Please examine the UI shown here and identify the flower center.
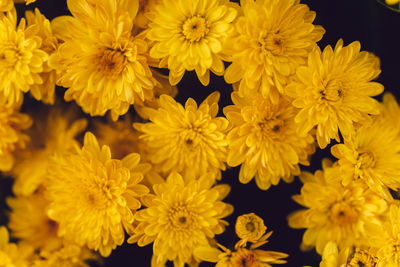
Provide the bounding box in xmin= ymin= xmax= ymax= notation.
xmin=182 ymin=16 xmax=209 ymax=42
xmin=169 ymin=205 xmax=196 ymax=230
xmin=46 ymin=219 xmax=59 ymax=234
xmin=232 ymin=249 xmax=259 ymax=267
xmin=258 ymin=117 xmax=284 ymax=136
xmin=347 ymin=248 xmax=377 ymax=267
xmin=98 ymin=48 xmax=127 ymax=79
xmin=245 ymin=222 xmax=255 ymax=232
xmin=358 ymin=151 xmax=376 ymax=169
xmin=320 ymin=80 xmax=344 ymax=102
xmin=329 ymin=202 xmax=359 ymax=226
xmin=257 ymin=30 xmax=285 ymax=56
xmin=0 ymin=46 xmax=21 ymax=69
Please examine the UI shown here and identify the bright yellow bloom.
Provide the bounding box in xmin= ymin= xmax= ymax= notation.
xmin=235 ymin=213 xmax=266 ymax=243
xmin=32 ymin=244 xmax=98 ymax=267
xmin=385 ymin=0 xmax=399 ymax=6
xmin=50 ymin=0 xmax=157 ymax=119
xmin=0 ymin=104 xmax=31 ymax=172
xmin=0 ymin=9 xmax=48 ymax=106
xmin=224 ymin=0 xmax=324 ymax=103
xmin=0 ymin=226 xmax=33 ymax=267
xmin=378 ymin=93 xmax=400 ymax=135
xmin=7 ymin=192 xmax=62 ymax=253
xmin=224 ymin=92 xmax=315 ymax=190
xmin=286 ymin=39 xmax=383 ymax=148
xmin=376 ymin=204 xmax=400 ymax=267
xmin=194 ymin=232 xmax=287 ymax=267
xmin=0 ymin=0 xmax=13 ymax=11
xmin=320 ymin=242 xmax=379 ymax=267
xmin=46 ymin=132 xmax=150 ymax=257
xmin=128 ymin=172 xmax=233 ymax=266
xmin=134 ymin=92 xmax=229 ymax=182
xmin=24 ymin=8 xmax=60 ymax=104
xmin=146 ymin=0 xmax=237 ymax=85
xmin=288 ymin=162 xmax=387 ymax=254
xmin=12 ymin=107 xmax=87 ymax=196
xmin=331 ymin=108 xmax=400 ymax=198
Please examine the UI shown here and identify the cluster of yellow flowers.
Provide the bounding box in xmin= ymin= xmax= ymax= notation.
xmin=0 ymin=0 xmax=398 ymax=266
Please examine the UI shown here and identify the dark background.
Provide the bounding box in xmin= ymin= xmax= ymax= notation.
xmin=1 ymin=0 xmax=400 ymax=266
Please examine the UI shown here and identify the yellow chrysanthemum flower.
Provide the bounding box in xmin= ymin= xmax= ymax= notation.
xmin=0 ymin=226 xmax=33 ymax=267
xmin=286 ymin=39 xmax=383 ymax=148
xmin=224 ymin=0 xmax=324 ymax=102
xmin=224 ymin=92 xmax=315 ymax=190
xmin=330 ymin=110 xmax=400 ymax=198
xmin=194 ymin=232 xmax=288 ymax=267
xmin=49 ymin=0 xmax=157 ymax=119
xmin=288 ymin=162 xmax=387 ymax=254
xmin=0 ymin=104 xmax=32 ymax=172
xmin=134 ymin=92 xmax=229 ymax=182
xmin=0 ymin=9 xmax=48 ymax=107
xmin=46 ymin=132 xmax=150 ymax=257
xmin=145 ymin=0 xmax=237 ymax=85
xmin=32 ymin=244 xmax=98 ymax=267
xmin=12 ymin=107 xmax=87 ymax=196
xmin=375 ymin=204 xmax=400 ymax=267
xmin=7 ymin=192 xmax=62 ymax=253
xmin=24 ymin=8 xmax=60 ymax=104
xmin=128 ymin=172 xmax=233 ymax=266
xmin=378 ymin=93 xmax=400 ymax=135
xmin=235 ymin=213 xmax=266 ymax=244
xmin=320 ymin=242 xmax=379 ymax=267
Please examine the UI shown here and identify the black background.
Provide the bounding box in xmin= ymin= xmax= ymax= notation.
xmin=1 ymin=0 xmax=400 ymax=266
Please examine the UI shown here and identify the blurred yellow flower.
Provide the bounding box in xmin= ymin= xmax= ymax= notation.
xmin=128 ymin=172 xmax=233 ymax=266
xmin=320 ymin=242 xmax=378 ymax=267
xmin=49 ymin=0 xmax=157 ymax=119
xmin=0 ymin=9 xmax=48 ymax=106
xmin=0 ymin=104 xmax=31 ymax=172
xmin=145 ymin=0 xmax=237 ymax=85
xmin=46 ymin=132 xmax=150 ymax=256
xmin=12 ymin=107 xmax=87 ymax=196
xmin=224 ymin=0 xmax=324 ymax=103
xmin=224 ymin=92 xmax=315 ymax=190
xmin=288 ymin=162 xmax=387 ymax=254
xmin=286 ymin=39 xmax=383 ymax=148
xmin=0 ymin=226 xmax=33 ymax=267
xmin=134 ymin=92 xmax=229 ymax=182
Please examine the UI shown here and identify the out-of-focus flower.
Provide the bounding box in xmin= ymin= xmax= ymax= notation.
xmin=0 ymin=104 xmax=32 ymax=172
xmin=46 ymin=132 xmax=150 ymax=257
xmin=145 ymin=0 xmax=237 ymax=85
xmin=224 ymin=0 xmax=324 ymax=103
xmin=134 ymin=92 xmax=229 ymax=182
xmin=128 ymin=172 xmax=233 ymax=266
xmin=286 ymin=39 xmax=383 ymax=148
xmin=0 ymin=226 xmax=34 ymax=267
xmin=224 ymin=92 xmax=315 ymax=190
xmin=12 ymin=107 xmax=87 ymax=196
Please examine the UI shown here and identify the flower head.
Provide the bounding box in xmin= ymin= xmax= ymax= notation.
xmin=224 ymin=0 xmax=324 ymax=102
xmin=46 ymin=132 xmax=150 ymax=256
xmin=128 ymin=172 xmax=233 ymax=266
xmin=331 ymin=107 xmax=400 ymax=197
xmin=0 ymin=9 xmax=48 ymax=106
xmin=12 ymin=106 xmax=87 ymax=196
xmin=224 ymin=92 xmax=315 ymax=190
xmin=50 ymin=0 xmax=157 ymax=119
xmin=288 ymin=162 xmax=387 ymax=254
xmin=286 ymin=39 xmax=383 ymax=148
xmin=146 ymin=0 xmax=237 ymax=85
xmin=0 ymin=226 xmax=33 ymax=267
xmin=0 ymin=104 xmax=32 ymax=172
xmin=134 ymin=92 xmax=229 ymax=182
xmin=235 ymin=213 xmax=266 ymax=243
